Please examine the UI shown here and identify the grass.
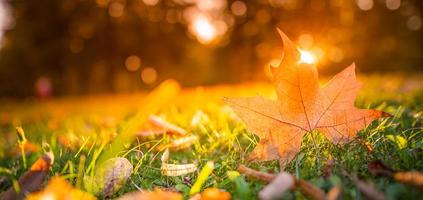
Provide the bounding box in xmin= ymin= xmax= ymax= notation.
xmin=0 ymin=74 xmax=422 ymax=199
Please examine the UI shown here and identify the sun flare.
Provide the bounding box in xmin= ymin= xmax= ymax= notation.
xmin=191 ymin=15 xmax=217 ymax=44
xmin=299 ymin=49 xmax=316 ymax=64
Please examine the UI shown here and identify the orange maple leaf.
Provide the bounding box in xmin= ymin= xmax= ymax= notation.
xmin=225 ymin=29 xmax=390 ymax=165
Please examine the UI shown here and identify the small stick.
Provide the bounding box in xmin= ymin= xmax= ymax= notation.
xmin=238 ymin=165 xmax=326 ymax=200
xmin=238 ymin=165 xmax=276 ymax=182
xmin=342 ymin=169 xmax=387 ymax=200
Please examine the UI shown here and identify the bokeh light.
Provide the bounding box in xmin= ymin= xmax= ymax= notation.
xmin=357 ymin=0 xmax=374 ymax=11
xmin=190 ymin=15 xmax=217 ymax=44
xmin=143 ymin=0 xmax=160 ymax=6
xmin=0 ymin=0 xmax=13 ymax=45
xmin=0 ymin=0 xmax=422 ymax=96
xmin=125 ymin=56 xmax=142 ymax=72
xmin=386 ymin=0 xmax=401 ymax=10
xmin=35 ymin=77 xmax=52 ymax=98
xmin=141 ymin=68 xmax=158 ymax=85
xmin=231 ymin=1 xmax=247 ymax=16
xmin=407 ymin=15 xmax=422 ymax=31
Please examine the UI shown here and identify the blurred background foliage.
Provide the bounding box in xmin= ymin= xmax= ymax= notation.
xmin=0 ymin=0 xmax=421 ymax=97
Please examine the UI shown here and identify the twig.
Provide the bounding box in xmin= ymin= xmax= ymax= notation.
xmin=238 ymin=165 xmax=326 ymax=200
xmin=238 ymin=165 xmax=276 ymax=182
xmin=341 ymin=168 xmax=387 ymax=200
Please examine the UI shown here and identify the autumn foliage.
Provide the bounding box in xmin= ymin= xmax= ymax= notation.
xmin=225 ymin=29 xmax=390 ymax=165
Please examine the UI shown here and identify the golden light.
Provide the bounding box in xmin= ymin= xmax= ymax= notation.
xmin=298 ymin=49 xmax=316 ymax=64
xmin=191 ymin=15 xmax=217 ymax=44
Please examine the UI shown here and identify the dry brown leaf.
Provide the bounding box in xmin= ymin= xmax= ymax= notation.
xmin=26 ymin=176 xmax=96 ymax=200
xmin=84 ymin=157 xmax=133 ymax=197
xmin=117 ymin=189 xmax=183 ymax=200
xmin=259 ymin=172 xmax=295 ymax=200
xmin=0 ymin=152 xmax=54 ymax=200
xmin=224 ymin=29 xmax=390 ymax=165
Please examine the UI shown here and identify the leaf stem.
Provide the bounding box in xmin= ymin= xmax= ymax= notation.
xmin=309 ymin=131 xmax=321 ymax=172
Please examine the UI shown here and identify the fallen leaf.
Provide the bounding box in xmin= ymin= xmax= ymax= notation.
xmin=161 ymin=149 xmax=197 ymax=176
xmin=117 ymin=189 xmax=183 ymax=200
xmin=199 ymin=188 xmax=231 ymax=200
xmin=224 ymin=29 xmax=390 ymax=165
xmin=84 ymin=157 xmax=133 ymax=197
xmin=161 ymin=163 xmax=197 ymax=176
xmin=26 ymin=176 xmax=96 ymax=200
xmin=0 ymin=152 xmax=54 ymax=200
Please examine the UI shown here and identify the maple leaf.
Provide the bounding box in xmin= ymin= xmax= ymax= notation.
xmin=225 ymin=29 xmax=390 ymax=165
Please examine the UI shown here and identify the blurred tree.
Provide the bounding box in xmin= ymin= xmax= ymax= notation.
xmin=0 ymin=0 xmax=421 ymax=97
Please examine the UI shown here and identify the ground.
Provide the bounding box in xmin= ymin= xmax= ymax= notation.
xmin=0 ymin=74 xmax=422 ymax=199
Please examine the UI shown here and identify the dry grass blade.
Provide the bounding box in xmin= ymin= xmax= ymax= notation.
xmin=0 ymin=152 xmax=54 ymax=200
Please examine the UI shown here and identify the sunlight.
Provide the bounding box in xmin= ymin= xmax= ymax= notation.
xmin=191 ymin=15 xmax=217 ymax=44
xmin=298 ymin=49 xmax=316 ymax=64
